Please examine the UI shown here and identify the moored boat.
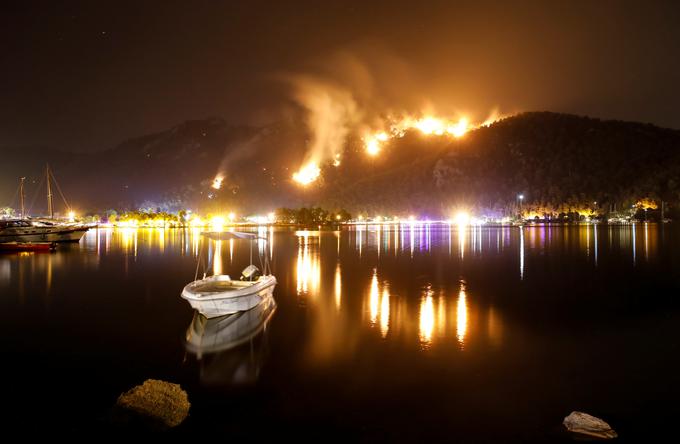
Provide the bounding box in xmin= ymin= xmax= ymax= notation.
xmin=0 ymin=219 xmax=88 ymax=243
xmin=0 ymin=241 xmax=56 ymax=252
xmin=1 ymin=166 xmax=89 ymax=243
xmin=180 ymin=231 xmax=277 ymax=318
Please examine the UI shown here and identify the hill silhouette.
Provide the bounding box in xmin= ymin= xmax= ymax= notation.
xmin=2 ymin=112 xmax=679 ymax=218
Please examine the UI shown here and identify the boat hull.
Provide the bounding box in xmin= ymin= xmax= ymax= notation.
xmin=181 ymin=275 xmax=277 ymax=318
xmin=0 ymin=242 xmax=56 ymax=252
xmin=0 ymin=227 xmax=88 ymax=243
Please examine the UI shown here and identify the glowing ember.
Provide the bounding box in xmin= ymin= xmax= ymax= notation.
xmin=212 ymin=176 xmax=224 ymax=190
xmin=333 ymin=154 xmax=341 ymax=166
xmin=293 ymin=163 xmax=321 ymax=185
xmin=365 ymin=132 xmax=389 ymax=156
xmin=366 ymin=138 xmax=381 ymax=156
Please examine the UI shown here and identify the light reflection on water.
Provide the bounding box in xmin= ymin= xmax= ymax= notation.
xmin=419 ymin=289 xmax=435 ymax=346
xmin=296 ymin=231 xmax=320 ymax=298
xmin=334 ymin=262 xmax=342 ymax=310
xmin=456 ymin=282 xmax=468 ymax=347
xmin=0 ymin=224 xmax=667 ymax=353
xmin=1 ymin=223 xmax=677 ymax=440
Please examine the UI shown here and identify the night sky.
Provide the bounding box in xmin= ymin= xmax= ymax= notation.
xmin=3 ymin=0 xmax=680 ymax=152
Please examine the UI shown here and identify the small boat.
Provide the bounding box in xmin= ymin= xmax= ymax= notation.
xmin=181 ymin=231 xmax=277 ymax=318
xmin=0 ymin=241 xmax=56 ymax=252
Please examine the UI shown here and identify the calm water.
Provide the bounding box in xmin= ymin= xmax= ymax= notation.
xmin=1 ymin=224 xmax=680 ymax=441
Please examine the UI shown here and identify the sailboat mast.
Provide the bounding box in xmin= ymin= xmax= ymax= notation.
xmin=46 ymin=164 xmax=54 ymax=219
xmin=19 ymin=177 xmax=25 ymax=218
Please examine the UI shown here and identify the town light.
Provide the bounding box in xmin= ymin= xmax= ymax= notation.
xmin=454 ymin=211 xmax=470 ymax=226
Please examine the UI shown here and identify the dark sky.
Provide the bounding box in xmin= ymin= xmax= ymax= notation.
xmin=2 ymin=0 xmax=680 ymax=152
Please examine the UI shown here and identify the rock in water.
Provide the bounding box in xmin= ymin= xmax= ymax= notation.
xmin=563 ymin=411 xmax=618 ymax=440
xmin=114 ymin=379 xmax=190 ymax=430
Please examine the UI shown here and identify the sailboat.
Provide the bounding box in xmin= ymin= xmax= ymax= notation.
xmin=0 ymin=166 xmax=89 ymax=243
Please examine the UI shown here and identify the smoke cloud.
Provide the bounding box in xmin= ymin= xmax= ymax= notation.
xmin=290 ymin=75 xmax=361 ymax=165
xmin=275 ymin=47 xmax=511 ymax=184
xmin=212 ymin=134 xmax=264 ymax=189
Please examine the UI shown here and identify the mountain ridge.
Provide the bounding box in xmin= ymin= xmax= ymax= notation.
xmin=3 ymin=111 xmax=680 ymax=217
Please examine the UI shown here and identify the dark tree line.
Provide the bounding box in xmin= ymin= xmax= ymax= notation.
xmin=275 ymin=207 xmax=352 ymax=225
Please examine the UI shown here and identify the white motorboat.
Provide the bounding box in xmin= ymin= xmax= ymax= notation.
xmin=181 ymin=231 xmax=277 ymax=318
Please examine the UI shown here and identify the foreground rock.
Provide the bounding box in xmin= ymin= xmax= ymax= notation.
xmin=113 ymin=379 xmax=190 ymax=430
xmin=563 ymin=411 xmax=618 ymax=440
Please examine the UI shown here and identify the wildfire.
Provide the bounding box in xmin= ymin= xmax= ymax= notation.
xmin=212 ymin=176 xmax=224 ymax=190
xmin=365 ymin=132 xmax=389 ymax=156
xmin=293 ymin=162 xmax=321 ymax=185
xmin=635 ymin=198 xmax=658 ymax=210
xmin=447 ymin=117 xmax=469 ymax=137
xmin=292 ymin=109 xmax=506 ymax=187
xmin=415 ymin=117 xmax=446 ymax=135
xmin=361 ymin=113 xmax=495 ymax=156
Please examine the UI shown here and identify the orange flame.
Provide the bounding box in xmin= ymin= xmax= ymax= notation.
xmin=362 ymin=112 xmax=502 ymax=155
xmin=212 ymin=176 xmax=224 ymax=190
xmin=293 ymin=163 xmax=321 ymax=185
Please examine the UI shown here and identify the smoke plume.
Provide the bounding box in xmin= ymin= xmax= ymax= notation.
xmin=289 ymin=75 xmax=361 ymax=165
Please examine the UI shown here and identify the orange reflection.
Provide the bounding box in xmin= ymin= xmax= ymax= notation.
xmin=365 ymin=269 xmax=391 ymax=337
xmin=213 ymin=240 xmax=222 ymax=275
xmin=302 ymin=233 xmax=358 ymax=366
xmin=380 ymin=286 xmax=390 ymax=338
xmin=369 ymin=270 xmax=380 ymax=325
xmin=334 ymin=262 xmax=342 ymax=310
xmin=456 ymin=282 xmax=468 ymax=347
xmin=296 ymin=233 xmax=320 ymax=296
xmin=192 ymin=227 xmax=201 ymax=257
xmin=419 ymin=289 xmax=435 ymax=346
xmin=157 ymin=227 xmax=165 ymax=253
xmin=119 ymin=227 xmax=137 ymax=256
